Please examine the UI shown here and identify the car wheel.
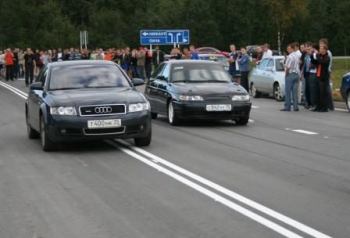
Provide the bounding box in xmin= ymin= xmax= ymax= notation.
xmin=347 ymin=91 xmax=350 ymax=112
xmin=26 ymin=112 xmax=39 ymax=139
xmin=151 ymin=112 xmax=158 ymax=119
xmin=235 ymin=116 xmax=249 ymax=126
xmin=134 ymin=130 xmax=152 ymax=147
xmin=251 ymin=84 xmax=260 ymax=98
xmin=273 ymin=83 xmax=283 ymax=101
xmin=168 ymin=100 xmax=180 ymax=126
xmin=40 ymin=116 xmax=55 ymax=151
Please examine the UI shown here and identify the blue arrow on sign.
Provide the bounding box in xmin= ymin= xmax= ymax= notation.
xmin=140 ymin=29 xmax=190 ymax=45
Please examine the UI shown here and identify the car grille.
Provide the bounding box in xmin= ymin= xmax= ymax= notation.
xmin=204 ymin=95 xmax=231 ymax=101
xmin=79 ymin=104 xmax=126 ymax=116
xmin=83 ymin=127 xmax=126 ymax=135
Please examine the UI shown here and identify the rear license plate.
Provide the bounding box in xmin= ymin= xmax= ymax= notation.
xmin=87 ymin=119 xmax=121 ymax=129
xmin=206 ymin=104 xmax=232 ymax=112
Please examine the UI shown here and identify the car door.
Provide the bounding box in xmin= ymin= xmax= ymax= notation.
xmin=156 ymin=63 xmax=171 ymax=114
xmin=253 ymin=58 xmax=270 ymax=92
xmin=146 ymin=63 xmax=165 ymax=113
xmin=260 ymin=58 xmax=275 ymax=93
xmin=28 ymin=67 xmax=48 ymax=131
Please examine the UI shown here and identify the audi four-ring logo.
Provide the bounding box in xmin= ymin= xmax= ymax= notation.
xmin=94 ymin=106 xmax=113 ymax=114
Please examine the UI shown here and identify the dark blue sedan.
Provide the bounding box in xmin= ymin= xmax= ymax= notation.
xmin=340 ymin=72 xmax=350 ymax=112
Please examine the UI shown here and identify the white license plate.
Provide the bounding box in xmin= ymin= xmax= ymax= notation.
xmin=206 ymin=104 xmax=232 ymax=112
xmin=87 ymin=119 xmax=121 ymax=129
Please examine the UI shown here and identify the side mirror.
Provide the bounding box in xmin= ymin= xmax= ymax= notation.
xmin=30 ymin=82 xmax=43 ymax=91
xmin=132 ymin=78 xmax=145 ymax=86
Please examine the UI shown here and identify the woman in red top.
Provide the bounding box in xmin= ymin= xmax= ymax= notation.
xmin=4 ymin=49 xmax=14 ymax=81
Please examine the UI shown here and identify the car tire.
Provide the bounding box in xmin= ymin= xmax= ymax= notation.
xmin=40 ymin=115 xmax=56 ymax=151
xmin=134 ymin=130 xmax=152 ymax=147
xmin=151 ymin=112 xmax=158 ymax=119
xmin=273 ymin=83 xmax=283 ymax=101
xmin=251 ymin=84 xmax=261 ymax=98
xmin=347 ymin=91 xmax=350 ymax=112
xmin=26 ymin=113 xmax=39 ymax=139
xmin=235 ymin=116 xmax=249 ymax=126
xmin=168 ymin=100 xmax=180 ymax=126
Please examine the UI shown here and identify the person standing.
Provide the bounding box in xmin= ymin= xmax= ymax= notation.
xmin=281 ymin=43 xmax=300 ymax=112
xmin=319 ymin=38 xmax=334 ymax=111
xmin=145 ymin=48 xmax=153 ymax=79
xmin=0 ymin=50 xmax=4 ymax=78
xmin=189 ymin=45 xmax=199 ymax=60
xmin=238 ymin=47 xmax=250 ymax=92
xmin=120 ymin=47 xmax=131 ymax=73
xmin=228 ymin=44 xmax=239 ymax=79
xmin=311 ymin=45 xmax=330 ymax=112
xmin=301 ymin=42 xmax=313 ymax=108
xmin=13 ymin=49 xmax=19 ymax=79
xmin=153 ymin=46 xmax=165 ymax=68
xmin=262 ymin=43 xmax=273 ymax=59
xmin=4 ymin=49 xmax=14 ymax=81
xmin=136 ymin=47 xmax=146 ymax=79
xmin=24 ymin=48 xmax=35 ymax=87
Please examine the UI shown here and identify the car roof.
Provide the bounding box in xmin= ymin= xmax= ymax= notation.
xmin=198 ymin=53 xmax=226 ymax=57
xmin=48 ymin=60 xmax=116 ymax=67
xmin=166 ymin=59 xmax=221 ymax=65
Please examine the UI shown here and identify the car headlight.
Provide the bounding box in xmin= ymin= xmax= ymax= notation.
xmin=129 ymin=102 xmax=150 ymax=112
xmin=232 ymin=94 xmax=250 ymax=102
xmin=179 ymin=95 xmax=204 ymax=101
xmin=50 ymin=106 xmax=77 ymax=116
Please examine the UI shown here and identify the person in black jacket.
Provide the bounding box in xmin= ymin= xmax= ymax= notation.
xmin=24 ymin=48 xmax=35 ymax=86
xmin=311 ymin=45 xmax=330 ymax=112
xmin=152 ymin=46 xmax=165 ymax=69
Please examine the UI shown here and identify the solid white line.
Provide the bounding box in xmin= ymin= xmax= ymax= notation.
xmin=248 ymin=119 xmax=255 ymax=123
xmin=252 ymin=105 xmax=259 ymax=109
xmin=0 ymin=81 xmax=28 ymax=97
xmin=116 ymin=139 xmax=332 ymax=238
xmin=291 ymin=129 xmax=318 ymax=135
xmin=334 ymin=108 xmax=348 ymax=112
xmin=108 ymin=141 xmax=303 ymax=238
xmin=2 ymin=83 xmax=332 ymax=238
xmin=0 ymin=81 xmax=27 ymax=99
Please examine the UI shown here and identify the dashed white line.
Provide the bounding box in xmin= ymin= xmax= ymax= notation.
xmin=291 ymin=129 xmax=319 ymax=135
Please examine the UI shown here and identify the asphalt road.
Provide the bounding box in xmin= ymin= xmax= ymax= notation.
xmin=0 ymin=79 xmax=349 ymax=238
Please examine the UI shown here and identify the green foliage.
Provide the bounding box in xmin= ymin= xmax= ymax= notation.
xmin=0 ymin=0 xmax=349 ymax=55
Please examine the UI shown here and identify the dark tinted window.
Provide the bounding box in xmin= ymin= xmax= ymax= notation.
xmin=275 ymin=59 xmax=285 ymax=71
xmin=171 ymin=63 xmax=231 ymax=83
xmin=49 ymin=64 xmax=130 ymax=90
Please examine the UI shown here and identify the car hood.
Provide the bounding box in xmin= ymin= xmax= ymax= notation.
xmin=171 ymin=82 xmax=247 ymax=95
xmin=46 ymin=87 xmax=145 ymax=106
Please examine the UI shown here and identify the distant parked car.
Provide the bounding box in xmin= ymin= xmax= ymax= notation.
xmin=197 ymin=47 xmax=229 ymax=57
xmin=198 ymin=54 xmax=230 ymax=71
xmin=340 ymin=72 xmax=350 ymax=111
xmin=249 ymin=56 xmax=285 ymax=101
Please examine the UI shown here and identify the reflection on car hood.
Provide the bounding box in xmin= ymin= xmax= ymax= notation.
xmin=172 ymin=82 xmax=247 ymax=95
xmin=46 ymin=88 xmax=144 ymax=106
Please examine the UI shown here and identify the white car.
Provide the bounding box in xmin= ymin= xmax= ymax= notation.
xmin=249 ymin=56 xmax=285 ymax=101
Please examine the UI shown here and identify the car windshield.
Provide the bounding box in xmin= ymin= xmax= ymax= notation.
xmin=171 ymin=63 xmax=231 ymax=83
xmin=49 ymin=64 xmax=131 ymax=90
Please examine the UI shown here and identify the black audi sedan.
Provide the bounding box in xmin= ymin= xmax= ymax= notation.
xmin=145 ymin=60 xmax=251 ymax=125
xmin=25 ymin=60 xmax=151 ymax=151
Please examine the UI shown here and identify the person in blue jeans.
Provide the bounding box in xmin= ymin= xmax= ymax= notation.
xmin=281 ymin=43 xmax=301 ymax=111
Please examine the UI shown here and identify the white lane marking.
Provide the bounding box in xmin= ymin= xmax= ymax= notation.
xmin=252 ymin=105 xmax=259 ymax=109
xmin=0 ymin=81 xmax=27 ymax=99
xmin=249 ymin=119 xmax=255 ymax=123
xmin=2 ymin=82 xmax=332 ymax=238
xmin=291 ymin=129 xmax=318 ymax=135
xmin=334 ymin=108 xmax=348 ymax=112
xmin=107 ymin=141 xmax=303 ymax=238
xmin=116 ymin=139 xmax=332 ymax=238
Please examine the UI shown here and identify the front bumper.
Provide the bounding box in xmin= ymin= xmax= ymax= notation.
xmin=46 ymin=111 xmax=151 ymax=142
xmin=172 ymin=101 xmax=251 ymax=120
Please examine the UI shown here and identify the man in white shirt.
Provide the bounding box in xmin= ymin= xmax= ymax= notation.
xmin=262 ymin=43 xmax=273 ymax=59
xmin=281 ymin=43 xmax=300 ymax=111
xmin=0 ymin=50 xmax=5 ymax=77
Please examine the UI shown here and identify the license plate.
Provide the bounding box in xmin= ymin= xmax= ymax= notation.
xmin=87 ymin=119 xmax=121 ymax=129
xmin=206 ymin=104 xmax=232 ymax=112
